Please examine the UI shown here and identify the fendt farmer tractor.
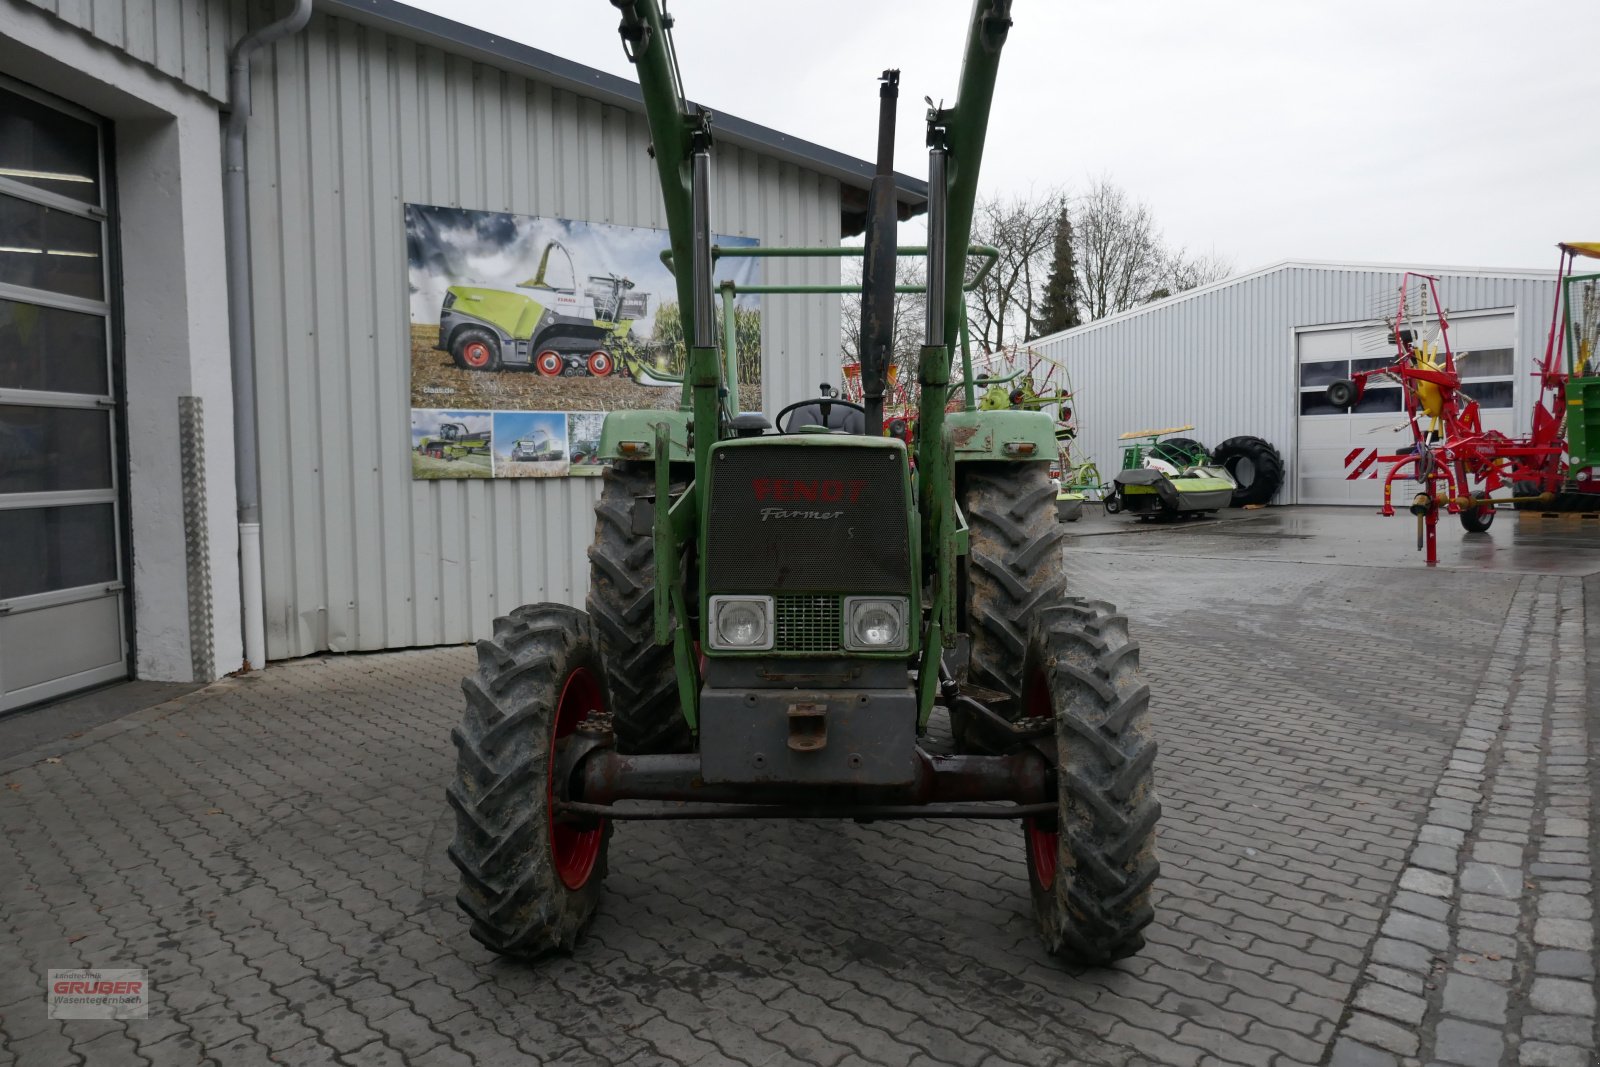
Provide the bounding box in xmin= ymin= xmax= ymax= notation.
xmin=417 ymin=421 xmax=489 ymax=461
xmin=446 ymin=0 xmax=1161 ymax=967
xmin=438 ymin=239 xmax=648 ymax=377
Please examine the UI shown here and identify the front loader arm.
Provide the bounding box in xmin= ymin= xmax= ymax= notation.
xmin=933 ymin=0 xmax=1013 ymax=354
xmin=915 ymin=0 xmax=1015 ymax=636
xmin=611 ymin=0 xmax=707 ymax=354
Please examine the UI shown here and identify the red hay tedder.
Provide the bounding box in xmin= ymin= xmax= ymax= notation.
xmin=1325 ymin=244 xmax=1600 ymax=565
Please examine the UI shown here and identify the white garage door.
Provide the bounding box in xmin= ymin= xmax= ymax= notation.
xmin=1296 ymin=312 xmax=1518 ymax=506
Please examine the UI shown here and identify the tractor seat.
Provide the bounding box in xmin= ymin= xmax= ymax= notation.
xmin=783 ymin=402 xmax=865 ymax=434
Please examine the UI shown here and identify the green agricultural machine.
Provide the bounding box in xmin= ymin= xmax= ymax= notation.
xmin=437 ymin=239 xmax=648 ymax=377
xmin=446 ymin=0 xmax=1160 ymax=966
xmin=417 ymin=421 xmax=490 ymax=461
xmin=1104 ymin=428 xmax=1282 ymax=518
xmin=509 ymin=430 xmax=564 ymax=463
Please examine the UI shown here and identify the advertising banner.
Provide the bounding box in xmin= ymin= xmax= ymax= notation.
xmin=405 ymin=203 xmax=760 ymax=479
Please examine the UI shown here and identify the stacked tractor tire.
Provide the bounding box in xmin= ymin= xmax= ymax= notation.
xmin=1210 ymin=435 xmax=1284 ymax=506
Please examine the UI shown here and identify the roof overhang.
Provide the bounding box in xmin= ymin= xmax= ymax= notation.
xmin=319 ymin=0 xmax=928 ymax=236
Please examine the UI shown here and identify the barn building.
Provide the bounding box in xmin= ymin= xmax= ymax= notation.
xmin=0 ymin=0 xmax=926 ymax=711
xmin=1031 ymin=261 xmax=1558 ymax=507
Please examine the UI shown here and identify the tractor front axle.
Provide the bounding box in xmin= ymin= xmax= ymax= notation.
xmin=565 ymin=746 xmax=1054 ymax=816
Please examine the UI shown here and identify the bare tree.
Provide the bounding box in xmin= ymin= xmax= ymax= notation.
xmin=840 ymin=257 xmax=926 ymax=405
xmin=965 ymin=190 xmax=1065 ymax=351
xmin=1073 ymin=178 xmax=1166 ymax=320
xmin=1164 ymin=248 xmax=1234 ymax=294
xmin=842 ymin=181 xmax=1233 ymax=372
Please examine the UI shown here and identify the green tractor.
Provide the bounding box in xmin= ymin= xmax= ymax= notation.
xmin=437 ymin=239 xmax=648 ymax=377
xmin=416 ymin=420 xmax=490 ymax=461
xmin=445 ymin=0 xmax=1160 ymax=966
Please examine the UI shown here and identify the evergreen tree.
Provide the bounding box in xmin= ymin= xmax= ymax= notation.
xmin=1030 ymin=207 xmax=1083 ymax=337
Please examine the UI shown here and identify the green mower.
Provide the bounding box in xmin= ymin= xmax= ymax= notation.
xmin=1104 ymin=427 xmax=1236 ymax=518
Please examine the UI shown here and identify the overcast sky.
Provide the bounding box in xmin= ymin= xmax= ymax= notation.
xmin=405 ymin=0 xmax=1596 ymax=273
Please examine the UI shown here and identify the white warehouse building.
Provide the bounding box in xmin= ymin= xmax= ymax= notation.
xmin=0 ymin=0 xmax=924 ymax=711
xmin=1032 ymin=260 xmax=1558 ymax=507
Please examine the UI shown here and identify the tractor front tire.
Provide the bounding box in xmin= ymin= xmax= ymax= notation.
xmin=1024 ymin=598 xmax=1160 ymax=966
xmin=1212 ymin=435 xmax=1284 ymax=506
xmin=450 ymin=326 xmax=502 ymax=372
xmin=586 ymin=463 xmax=693 ymax=755
xmin=446 ymin=603 xmax=611 ymax=957
xmin=954 ymin=462 xmax=1068 ymax=748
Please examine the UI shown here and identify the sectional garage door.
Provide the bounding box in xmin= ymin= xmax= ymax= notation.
xmin=1296 ymin=311 xmax=1518 ymax=506
xmin=0 ymin=80 xmax=128 ymax=711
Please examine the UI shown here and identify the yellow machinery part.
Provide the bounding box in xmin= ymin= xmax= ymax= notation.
xmin=1413 ymin=342 xmax=1445 ymax=419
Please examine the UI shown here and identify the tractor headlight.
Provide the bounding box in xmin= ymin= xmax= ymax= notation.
xmin=708 ymin=596 xmax=773 ymax=651
xmin=844 ymin=597 xmax=909 ymax=651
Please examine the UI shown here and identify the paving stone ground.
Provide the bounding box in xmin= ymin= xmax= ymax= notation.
xmin=0 ymin=528 xmax=1593 ymax=1066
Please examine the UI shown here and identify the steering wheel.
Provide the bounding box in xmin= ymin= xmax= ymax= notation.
xmin=774 ymin=395 xmax=867 ymax=434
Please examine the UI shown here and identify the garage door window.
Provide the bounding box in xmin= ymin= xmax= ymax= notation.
xmin=1299 ymin=345 xmax=1513 ymax=416
xmin=1299 ymin=360 xmax=1348 ymax=387
xmin=1458 ymin=347 xmax=1514 ymax=408
xmin=1299 ymin=385 xmax=1401 ymax=416
xmin=1299 ymin=355 xmax=1403 ymax=416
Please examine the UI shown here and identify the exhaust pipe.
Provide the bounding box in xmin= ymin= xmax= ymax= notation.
xmin=859 ymin=70 xmax=900 ymax=437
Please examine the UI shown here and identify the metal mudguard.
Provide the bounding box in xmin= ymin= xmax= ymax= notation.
xmin=597 ymin=409 xmax=692 ymax=462
xmin=944 ymin=408 xmax=1058 ymax=462
xmin=699 ymin=686 xmax=918 ymax=786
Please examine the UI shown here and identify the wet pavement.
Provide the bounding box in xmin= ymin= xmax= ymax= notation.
xmin=1065 ymin=504 xmax=1600 ymax=577
xmin=0 ymin=505 xmax=1595 ymax=1066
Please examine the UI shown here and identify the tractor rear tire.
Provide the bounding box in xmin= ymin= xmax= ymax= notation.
xmin=954 ymin=462 xmax=1068 ymax=748
xmin=1024 ymin=598 xmax=1160 ymax=966
xmin=586 ymin=463 xmax=693 ymax=755
xmin=446 ymin=603 xmax=611 ymax=958
xmin=450 ymin=326 xmax=502 ymax=372
xmin=1212 ymin=435 xmax=1284 ymax=506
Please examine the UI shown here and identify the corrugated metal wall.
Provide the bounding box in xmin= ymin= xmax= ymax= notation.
xmin=1033 ymin=264 xmax=1556 ymax=504
xmin=15 ymin=0 xmax=240 ymax=101
xmin=247 ymin=13 xmax=843 ymax=659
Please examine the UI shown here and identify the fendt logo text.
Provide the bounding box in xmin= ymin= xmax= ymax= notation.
xmin=751 ymin=478 xmax=868 ymax=503
xmin=750 ymin=478 xmax=868 ymax=521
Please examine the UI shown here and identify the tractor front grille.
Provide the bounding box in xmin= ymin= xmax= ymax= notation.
xmin=705 ymin=442 xmax=910 ymax=595
xmin=775 ymin=595 xmax=842 ymax=653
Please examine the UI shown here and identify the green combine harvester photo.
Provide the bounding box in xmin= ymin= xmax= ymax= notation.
xmin=416 ymin=420 xmax=490 ymax=461
xmin=437 ymin=239 xmax=648 ymax=377
xmin=445 ymin=0 xmax=1162 ymax=966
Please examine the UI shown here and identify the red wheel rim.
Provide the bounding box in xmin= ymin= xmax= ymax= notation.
xmin=1023 ymin=668 xmax=1058 ymax=891
xmin=462 ymin=340 xmax=492 ymax=368
xmin=536 ymin=350 xmax=563 ymax=376
xmin=587 ymin=350 xmax=613 ymax=377
xmin=549 ymin=666 xmax=605 ymax=890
